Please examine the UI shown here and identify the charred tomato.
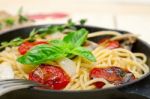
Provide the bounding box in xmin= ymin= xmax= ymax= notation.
xmin=90 ymin=67 xmax=135 ymax=88
xmin=29 ymin=64 xmax=70 ymax=90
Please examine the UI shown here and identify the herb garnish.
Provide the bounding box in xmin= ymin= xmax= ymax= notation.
xmin=0 ymin=37 xmax=24 ymax=50
xmin=17 ymin=28 xmax=96 ymax=65
xmin=37 ymin=19 xmax=86 ymax=38
xmin=0 ymin=19 xmax=87 ymax=50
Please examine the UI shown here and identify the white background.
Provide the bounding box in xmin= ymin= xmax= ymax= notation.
xmin=0 ymin=0 xmax=150 ymax=43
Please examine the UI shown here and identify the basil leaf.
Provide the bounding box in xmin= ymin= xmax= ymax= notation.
xmin=71 ymin=47 xmax=96 ymax=62
xmin=17 ymin=44 xmax=67 ymax=65
xmin=49 ymin=39 xmax=64 ymax=45
xmin=63 ymin=28 xmax=88 ymax=46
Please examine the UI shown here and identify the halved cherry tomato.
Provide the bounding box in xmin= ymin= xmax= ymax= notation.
xmin=98 ymin=38 xmax=120 ymax=49
xmin=89 ymin=67 xmax=135 ymax=88
xmin=29 ymin=64 xmax=70 ymax=90
xmin=18 ymin=41 xmax=48 ymax=55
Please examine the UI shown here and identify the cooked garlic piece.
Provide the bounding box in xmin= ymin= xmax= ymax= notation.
xmin=0 ymin=62 xmax=14 ymax=79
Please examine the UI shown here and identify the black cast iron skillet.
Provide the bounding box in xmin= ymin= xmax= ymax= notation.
xmin=0 ymin=25 xmax=150 ymax=99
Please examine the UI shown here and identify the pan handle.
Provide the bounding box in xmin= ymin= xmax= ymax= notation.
xmin=118 ymin=76 xmax=150 ymax=98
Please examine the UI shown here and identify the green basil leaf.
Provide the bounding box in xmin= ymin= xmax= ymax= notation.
xmin=50 ymin=39 xmax=74 ymax=50
xmin=63 ymin=28 xmax=88 ymax=46
xmin=17 ymin=44 xmax=67 ymax=65
xmin=71 ymin=47 xmax=96 ymax=62
xmin=49 ymin=39 xmax=64 ymax=45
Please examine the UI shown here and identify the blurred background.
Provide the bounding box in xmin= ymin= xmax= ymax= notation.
xmin=0 ymin=0 xmax=150 ymax=43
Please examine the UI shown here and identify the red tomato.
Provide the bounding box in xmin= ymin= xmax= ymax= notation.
xmin=89 ymin=67 xmax=135 ymax=88
xmin=98 ymin=38 xmax=120 ymax=49
xmin=18 ymin=41 xmax=48 ymax=55
xmin=29 ymin=64 xmax=70 ymax=90
xmin=106 ymin=41 xmax=120 ymax=49
xmin=33 ymin=41 xmax=48 ymax=45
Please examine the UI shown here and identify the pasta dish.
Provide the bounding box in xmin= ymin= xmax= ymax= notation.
xmin=0 ymin=19 xmax=149 ymax=90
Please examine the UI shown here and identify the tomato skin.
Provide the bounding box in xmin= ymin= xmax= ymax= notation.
xmin=98 ymin=38 xmax=120 ymax=49
xmin=90 ymin=67 xmax=135 ymax=88
xmin=18 ymin=41 xmax=48 ymax=55
xmin=106 ymin=41 xmax=120 ymax=49
xmin=34 ymin=41 xmax=48 ymax=45
xmin=94 ymin=82 xmax=105 ymax=88
xmin=18 ymin=41 xmax=34 ymax=55
xmin=29 ymin=64 xmax=70 ymax=90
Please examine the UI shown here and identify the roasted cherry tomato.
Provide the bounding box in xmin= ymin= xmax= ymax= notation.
xmin=106 ymin=41 xmax=120 ymax=49
xmin=89 ymin=67 xmax=135 ymax=88
xmin=29 ymin=64 xmax=70 ymax=90
xmin=18 ymin=41 xmax=48 ymax=55
xmin=98 ymin=38 xmax=120 ymax=49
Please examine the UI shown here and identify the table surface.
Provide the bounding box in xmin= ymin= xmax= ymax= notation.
xmin=0 ymin=0 xmax=150 ymax=43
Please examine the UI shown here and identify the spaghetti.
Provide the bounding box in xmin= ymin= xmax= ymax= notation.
xmin=0 ymin=28 xmax=149 ymax=90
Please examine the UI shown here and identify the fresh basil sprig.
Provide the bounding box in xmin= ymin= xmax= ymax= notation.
xmin=17 ymin=28 xmax=96 ymax=65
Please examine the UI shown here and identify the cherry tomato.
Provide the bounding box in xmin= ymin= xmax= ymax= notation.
xmin=106 ymin=41 xmax=120 ymax=49
xmin=18 ymin=41 xmax=48 ymax=55
xmin=98 ymin=38 xmax=120 ymax=49
xmin=29 ymin=64 xmax=70 ymax=90
xmin=89 ymin=67 xmax=135 ymax=88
